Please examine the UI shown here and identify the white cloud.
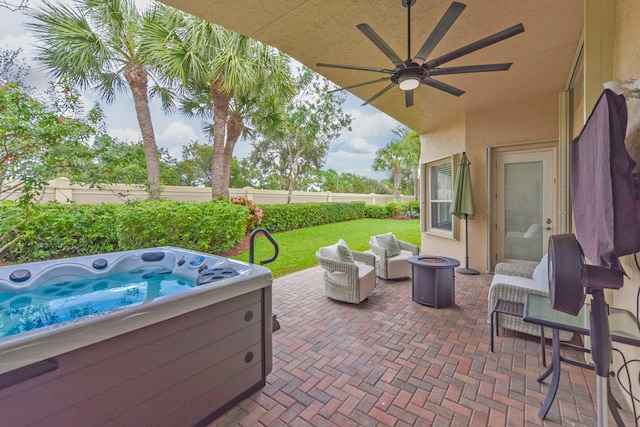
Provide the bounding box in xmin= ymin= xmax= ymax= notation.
xmin=325 ymin=148 xmax=385 ymax=180
xmin=336 ymin=137 xmax=379 ymax=155
xmin=110 ymin=127 xmax=141 ymax=143
xmin=345 ymin=108 xmax=401 ymax=139
xmin=158 ymin=121 xmax=198 ymax=144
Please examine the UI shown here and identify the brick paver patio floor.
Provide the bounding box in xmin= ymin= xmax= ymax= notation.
xmin=211 ymin=266 xmax=634 ymax=426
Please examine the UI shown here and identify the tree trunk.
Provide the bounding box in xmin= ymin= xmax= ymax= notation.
xmin=287 ymin=168 xmax=299 ymax=204
xmin=393 ymin=166 xmax=402 ymax=201
xmin=125 ymin=63 xmax=161 ymax=200
xmin=210 ymin=80 xmax=232 ymax=199
xmin=413 ymin=168 xmax=419 ymax=200
xmin=222 ymin=113 xmax=244 ymax=195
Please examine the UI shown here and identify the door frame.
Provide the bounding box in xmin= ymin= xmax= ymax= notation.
xmin=486 ymin=140 xmax=558 ymax=271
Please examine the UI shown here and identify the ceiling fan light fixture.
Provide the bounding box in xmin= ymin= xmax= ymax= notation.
xmin=399 ymin=77 xmax=420 ymax=90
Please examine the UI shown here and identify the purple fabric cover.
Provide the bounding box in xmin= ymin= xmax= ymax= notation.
xmin=570 ymin=89 xmax=640 ymax=271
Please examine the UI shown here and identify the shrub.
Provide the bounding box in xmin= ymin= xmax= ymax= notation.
xmin=4 ymin=202 xmax=120 ymax=262
xmin=387 ymin=201 xmax=408 ymax=218
xmin=364 ymin=204 xmax=390 ymax=219
xmin=260 ymin=202 xmax=365 ymax=233
xmin=406 ymin=200 xmax=420 ymax=218
xmin=116 ymin=200 xmax=247 ymax=253
xmin=1 ymin=199 xmax=249 ymax=263
xmin=230 ymin=197 xmax=263 ymax=232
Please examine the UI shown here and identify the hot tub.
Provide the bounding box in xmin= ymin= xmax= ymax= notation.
xmin=0 ymin=247 xmax=273 ymax=426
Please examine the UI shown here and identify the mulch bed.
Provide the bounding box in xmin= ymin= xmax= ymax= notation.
xmin=218 ymin=235 xmax=251 ymax=258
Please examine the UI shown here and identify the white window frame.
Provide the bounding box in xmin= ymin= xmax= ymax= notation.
xmin=421 ymin=155 xmax=457 ymax=239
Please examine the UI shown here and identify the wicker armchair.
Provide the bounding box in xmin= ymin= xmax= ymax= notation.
xmin=369 ymin=236 xmax=419 ymax=279
xmin=488 ymin=262 xmax=573 ymax=341
xmin=316 ymin=247 xmax=377 ymax=304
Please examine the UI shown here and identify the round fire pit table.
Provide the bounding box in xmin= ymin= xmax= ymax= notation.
xmin=408 ymin=255 xmax=460 ymax=308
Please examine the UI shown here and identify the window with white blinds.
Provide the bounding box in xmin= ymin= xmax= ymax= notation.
xmin=428 ymin=159 xmax=453 ymax=233
xmin=503 ymin=161 xmax=544 ymax=261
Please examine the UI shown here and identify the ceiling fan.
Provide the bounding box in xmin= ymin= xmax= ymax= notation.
xmin=317 ymin=0 xmax=524 ymax=107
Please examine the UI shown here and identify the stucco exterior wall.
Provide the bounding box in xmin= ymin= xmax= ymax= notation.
xmin=420 ymin=92 xmax=559 ymax=272
xmin=419 ymin=116 xmax=466 ymax=261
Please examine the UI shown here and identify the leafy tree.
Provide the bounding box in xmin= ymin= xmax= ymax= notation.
xmin=373 ymin=127 xmax=420 ymax=200
xmin=62 ymin=136 xmax=183 ymax=187
xmin=401 ymin=129 xmax=420 ymax=198
xmin=143 ymin=6 xmax=294 ymax=198
xmin=27 ymin=0 xmax=172 ymax=199
xmin=178 ymin=141 xmax=213 ymax=187
xmin=230 ymin=158 xmax=255 ymax=189
xmin=249 ymin=67 xmax=352 ymax=203
xmin=0 ymin=78 xmax=100 ymax=254
xmin=0 ymin=47 xmax=30 ymax=86
xmin=0 ymin=0 xmax=27 ymax=11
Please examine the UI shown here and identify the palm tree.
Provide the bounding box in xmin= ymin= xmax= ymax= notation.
xmin=373 ymin=143 xmax=405 ymax=201
xmin=373 ymin=129 xmax=419 ymax=200
xmin=403 ymin=130 xmax=421 ymax=198
xmin=27 ymin=0 xmax=169 ymax=199
xmin=143 ymin=7 xmax=294 ymax=198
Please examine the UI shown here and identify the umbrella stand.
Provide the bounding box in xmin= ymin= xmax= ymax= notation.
xmin=457 ymin=213 xmax=479 ymax=275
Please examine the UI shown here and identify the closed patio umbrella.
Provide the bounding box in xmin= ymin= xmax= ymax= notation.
xmin=450 ymin=152 xmax=479 ymax=275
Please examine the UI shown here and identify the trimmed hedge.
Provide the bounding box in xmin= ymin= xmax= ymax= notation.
xmin=2 ymin=200 xmax=248 ymax=263
xmin=260 ymin=202 xmax=366 ymax=233
xmin=116 ymin=200 xmax=247 ymax=253
xmin=0 ymin=199 xmax=420 ymax=263
xmin=4 ymin=203 xmax=120 ymax=262
xmin=363 ymin=204 xmax=390 ymax=219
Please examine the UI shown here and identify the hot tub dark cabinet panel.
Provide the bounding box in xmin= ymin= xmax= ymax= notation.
xmin=0 ymin=287 xmax=273 ymax=426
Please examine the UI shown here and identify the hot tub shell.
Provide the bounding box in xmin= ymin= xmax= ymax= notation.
xmin=0 ymin=247 xmax=273 ymax=426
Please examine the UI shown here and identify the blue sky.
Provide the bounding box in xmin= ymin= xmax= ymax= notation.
xmin=0 ymin=1 xmax=402 ymax=181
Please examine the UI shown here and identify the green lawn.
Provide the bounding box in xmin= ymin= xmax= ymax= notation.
xmin=232 ymin=218 xmax=420 ymax=278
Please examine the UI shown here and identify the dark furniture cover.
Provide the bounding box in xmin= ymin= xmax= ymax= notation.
xmin=571 ymin=89 xmax=640 ymax=271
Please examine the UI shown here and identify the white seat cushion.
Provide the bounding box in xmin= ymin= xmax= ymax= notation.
xmin=327 ymin=264 xmax=376 ymax=302
xmin=492 ymin=274 xmax=548 ymax=292
xmin=385 ymin=250 xmax=413 ymax=278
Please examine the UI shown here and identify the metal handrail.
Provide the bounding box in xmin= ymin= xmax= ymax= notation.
xmin=249 ymin=228 xmax=279 ymax=265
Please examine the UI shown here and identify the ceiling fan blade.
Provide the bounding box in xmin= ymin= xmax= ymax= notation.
xmin=328 ymin=77 xmax=393 ymax=93
xmin=420 ymin=77 xmax=465 ymax=96
xmin=425 ymin=23 xmax=525 ymax=69
xmin=428 ymin=63 xmax=512 ymax=76
xmin=317 ymin=63 xmax=394 ymax=74
xmin=356 ymin=24 xmax=405 ymax=67
xmin=361 ymin=83 xmax=396 ymax=106
xmin=405 ymin=90 xmax=414 ymax=108
xmin=413 ymin=2 xmax=466 ymax=66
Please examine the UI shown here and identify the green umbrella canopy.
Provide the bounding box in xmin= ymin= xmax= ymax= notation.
xmin=450 ymin=152 xmax=476 ymax=219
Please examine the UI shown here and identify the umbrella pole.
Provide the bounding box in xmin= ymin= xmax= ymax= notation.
xmin=457 ymin=214 xmax=479 ymax=275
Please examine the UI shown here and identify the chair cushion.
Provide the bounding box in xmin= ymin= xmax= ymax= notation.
xmin=492 ymin=273 xmax=548 ymax=292
xmin=327 ymin=263 xmax=375 ymax=283
xmin=385 ymin=250 xmax=414 ymax=278
xmin=326 ymin=264 xmax=376 ymax=303
xmin=524 ymin=223 xmax=542 ymax=239
xmin=318 ymin=243 xmax=339 ymax=260
xmin=374 ymin=233 xmax=401 ymax=257
xmin=532 ymin=253 xmax=549 ymax=288
xmin=336 ymin=239 xmax=355 ymax=264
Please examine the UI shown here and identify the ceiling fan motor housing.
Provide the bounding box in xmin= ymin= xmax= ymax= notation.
xmin=548 ymin=234 xmax=624 ymax=316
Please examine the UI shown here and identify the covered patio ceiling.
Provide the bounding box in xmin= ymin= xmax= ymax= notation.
xmin=159 ymin=0 xmax=583 ymax=134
